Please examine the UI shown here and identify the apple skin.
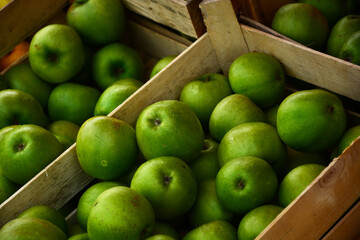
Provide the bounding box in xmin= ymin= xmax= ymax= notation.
xmin=77 ymin=181 xmax=124 ymax=230
xmin=130 ymin=156 xmax=198 ymax=220
xmin=146 ymin=235 xmax=176 ymax=240
xmin=0 ymin=124 xmax=63 ymax=185
xmin=112 ymin=78 xmax=144 ymax=88
xmin=87 ymin=186 xmax=156 ymax=240
xmin=218 ymin=122 xmax=287 ymax=176
xmin=182 ymin=220 xmax=238 ymax=240
xmin=4 ymin=62 xmax=53 ymax=109
xmin=93 ymin=43 xmax=144 ymax=90
xmin=0 ymin=218 xmax=67 ymax=240
xmin=47 ymin=83 xmax=100 ymax=126
xmin=337 ymin=125 xmax=360 ymax=156
xmin=339 ymin=30 xmax=360 ymax=65
xmin=67 ymin=0 xmax=125 ymax=46
xmin=0 ymin=168 xmax=19 ymax=205
xmin=150 ymin=55 xmax=176 ymax=78
xmin=152 ymin=222 xmax=180 ymax=240
xmin=215 ymin=157 xmax=278 ymax=215
xmin=29 ymin=24 xmax=85 ymax=84
xmin=278 ymin=163 xmax=326 ymax=207
xmin=48 ymin=120 xmax=80 ymax=151
xmin=68 ymin=233 xmax=88 ymax=240
xmin=0 ymin=89 xmax=49 ymax=129
xmin=237 ymin=205 xmax=284 ymax=240
xmin=136 ymin=100 xmax=204 ymax=163
xmin=180 ymin=73 xmax=233 ymax=129
xmin=76 ymin=116 xmax=138 ymax=180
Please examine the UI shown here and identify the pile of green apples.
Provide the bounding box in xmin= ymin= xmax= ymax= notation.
xmin=270 ymin=0 xmax=360 ymax=65
xmin=0 ymin=0 xmax=177 ymax=206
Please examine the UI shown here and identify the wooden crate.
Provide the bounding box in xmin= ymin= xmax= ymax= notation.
xmin=1 ymin=1 xmax=360 ymax=239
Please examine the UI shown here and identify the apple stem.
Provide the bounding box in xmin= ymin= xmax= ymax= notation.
xmin=205 ymin=75 xmax=210 ymax=82
xmin=327 ymin=106 xmax=335 ymax=114
xmin=17 ymin=143 xmax=25 ymax=152
xmin=236 ymin=180 xmax=245 ymax=190
xmin=163 ymin=175 xmax=172 ymax=186
xmin=154 ymin=118 xmax=161 ymax=126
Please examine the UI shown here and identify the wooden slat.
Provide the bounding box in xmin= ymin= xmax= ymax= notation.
xmin=322 ymin=200 xmax=360 ymax=240
xmin=0 ymin=0 xmax=68 ymax=58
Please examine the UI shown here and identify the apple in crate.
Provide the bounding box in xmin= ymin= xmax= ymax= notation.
xmin=150 ymin=55 xmax=176 ymax=79
xmin=182 ymin=220 xmax=237 ymax=240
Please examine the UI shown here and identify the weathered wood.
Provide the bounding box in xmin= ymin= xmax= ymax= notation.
xmin=0 ymin=0 xmax=68 ymax=58
xmin=322 ymin=200 xmax=360 ymax=240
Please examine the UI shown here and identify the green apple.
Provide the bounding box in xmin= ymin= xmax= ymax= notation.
xmin=218 ymin=122 xmax=287 ymax=175
xmin=29 ymin=24 xmax=85 ymax=83
xmin=327 ymin=15 xmax=360 ymax=57
xmin=237 ymin=204 xmax=284 ymax=240
xmin=284 ymin=147 xmax=327 ymax=175
xmin=17 ymin=205 xmax=68 ymax=236
xmin=271 ymin=3 xmax=329 ymax=50
xmin=0 ymin=125 xmax=17 ymax=141
xmin=299 ymin=0 xmax=356 ymax=27
xmin=337 ymin=125 xmax=360 ymax=155
xmin=76 ymin=116 xmax=138 ymax=180
xmin=47 ymin=83 xmax=100 ymax=126
xmin=48 ymin=120 xmax=80 ymax=151
xmin=215 ymin=157 xmax=278 ymax=215
xmin=179 ymin=73 xmax=233 ymax=128
xmin=189 ymin=139 xmax=220 ymax=181
xmin=228 ymin=52 xmax=286 ymax=109
xmin=265 ymin=103 xmax=280 ymax=128
xmin=93 ymin=43 xmax=144 ymax=90
xmin=0 ymin=218 xmax=67 ymax=240
xmin=112 ymin=78 xmax=144 ymax=88
xmin=4 ymin=62 xmax=53 ymax=109
xmin=146 ymin=235 xmax=176 ymax=240
xmin=67 ymin=0 xmax=125 ymax=46
xmin=0 ymin=89 xmax=49 ymax=129
xmin=150 ymin=55 xmax=176 ymax=79
xmin=136 ymin=100 xmax=204 ymax=163
xmin=0 ymin=168 xmax=19 ymax=204
xmin=209 ymin=94 xmax=268 ymax=141
xmin=87 ymin=186 xmax=155 ymax=239
xmin=278 ymin=163 xmax=326 ymax=207
xmin=339 ymin=30 xmax=360 ymax=65
xmin=0 ymin=124 xmax=63 ymax=184
xmin=130 ymin=156 xmax=197 ymax=220
xmin=182 ymin=220 xmax=237 ymax=240
xmin=187 ymin=179 xmax=234 ymax=227
xmin=77 ymin=181 xmax=124 ymax=230
xmin=94 ymin=84 xmax=139 ymax=116
xmin=277 ymin=89 xmax=347 ymax=153
xmin=68 ymin=233 xmax=89 ymax=240
xmin=152 ymin=222 xmax=180 ymax=240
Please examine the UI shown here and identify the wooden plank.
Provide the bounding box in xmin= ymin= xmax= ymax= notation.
xmin=199 ymin=0 xmax=249 ymax=75
xmin=0 ymin=0 xmax=68 ymax=58
xmin=322 ymin=200 xmax=360 ymax=240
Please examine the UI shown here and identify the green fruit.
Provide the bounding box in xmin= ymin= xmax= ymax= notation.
xmin=0 ymin=168 xmax=19 ymax=204
xmin=87 ymin=186 xmax=156 ymax=240
xmin=265 ymin=103 xmax=280 ymax=128
xmin=278 ymin=163 xmax=326 ymax=207
xmin=47 ymin=83 xmax=100 ymax=126
xmin=48 ymin=120 xmax=80 ymax=151
xmin=0 ymin=217 xmax=67 ymax=240
xmin=237 ymin=205 xmax=284 ymax=240
xmin=189 ymin=139 xmax=220 ymax=181
xmin=228 ymin=52 xmax=285 ymax=109
xmin=4 ymin=62 xmax=53 ymax=109
xmin=77 ymin=181 xmax=124 ymax=230
xmin=130 ymin=156 xmax=197 ymax=220
xmin=112 ymin=78 xmax=144 ymax=88
xmin=339 ymin=30 xmax=360 ymax=65
xmin=145 ymin=234 xmax=176 ymax=240
xmin=0 ymin=124 xmax=63 ymax=184
xmin=218 ymin=122 xmax=287 ymax=175
xmin=76 ymin=116 xmax=138 ymax=180
xmin=68 ymin=233 xmax=89 ymax=240
xmin=0 ymin=125 xmax=18 ymax=142
xmin=327 ymin=15 xmax=360 ymax=57
xmin=94 ymin=84 xmax=139 ymax=116
xmin=277 ymin=89 xmax=347 ymax=153
xmin=0 ymin=89 xmax=49 ymax=129
xmin=17 ymin=205 xmax=68 ymax=236
xmin=272 ymin=3 xmax=329 ymax=50
xmin=188 ymin=179 xmax=234 ymax=227
xmin=93 ymin=43 xmax=144 ymax=90
xmin=180 ymin=73 xmax=233 ymax=128
xmin=29 ymin=24 xmax=85 ymax=83
xmin=150 ymin=55 xmax=176 ymax=78
xmin=152 ymin=222 xmax=180 ymax=240
xmin=299 ymin=0 xmax=356 ymax=26
xmin=67 ymin=0 xmax=125 ymax=46
xmin=182 ymin=220 xmax=237 ymax=240
xmin=209 ymin=94 xmax=268 ymax=141
xmin=136 ymin=100 xmax=204 ymax=163
xmin=337 ymin=125 xmax=360 ymax=155
xmin=215 ymin=157 xmax=278 ymax=215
